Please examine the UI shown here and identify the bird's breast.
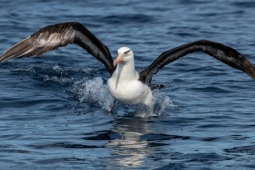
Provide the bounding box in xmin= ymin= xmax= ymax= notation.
xmin=107 ymin=77 xmax=152 ymax=105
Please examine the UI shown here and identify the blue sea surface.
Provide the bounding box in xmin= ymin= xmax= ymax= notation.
xmin=0 ymin=0 xmax=255 ymax=169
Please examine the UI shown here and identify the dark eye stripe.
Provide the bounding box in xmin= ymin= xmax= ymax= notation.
xmin=124 ymin=49 xmax=131 ymax=54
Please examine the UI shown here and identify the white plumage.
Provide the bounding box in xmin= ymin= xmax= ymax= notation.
xmin=108 ymin=47 xmax=153 ymax=107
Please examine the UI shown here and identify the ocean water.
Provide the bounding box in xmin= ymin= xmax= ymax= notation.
xmin=0 ymin=0 xmax=255 ymax=169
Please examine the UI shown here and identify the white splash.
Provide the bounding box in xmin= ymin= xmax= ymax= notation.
xmin=135 ymin=90 xmax=175 ymax=117
xmin=72 ymin=77 xmax=175 ymax=116
xmin=153 ymin=90 xmax=175 ymax=114
xmin=72 ymin=77 xmax=115 ymax=111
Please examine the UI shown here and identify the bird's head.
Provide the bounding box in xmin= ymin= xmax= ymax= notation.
xmin=113 ymin=47 xmax=134 ymax=67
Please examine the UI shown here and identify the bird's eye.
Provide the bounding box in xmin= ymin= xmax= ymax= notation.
xmin=124 ymin=50 xmax=131 ymax=54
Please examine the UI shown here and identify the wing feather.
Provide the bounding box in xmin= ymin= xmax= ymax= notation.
xmin=0 ymin=22 xmax=115 ymax=74
xmin=139 ymin=40 xmax=255 ymax=84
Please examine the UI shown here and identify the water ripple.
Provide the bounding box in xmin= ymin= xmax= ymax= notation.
xmin=1 ymin=0 xmax=255 ymax=169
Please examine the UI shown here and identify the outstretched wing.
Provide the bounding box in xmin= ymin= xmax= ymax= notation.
xmin=0 ymin=22 xmax=115 ymax=74
xmin=139 ymin=40 xmax=255 ymax=84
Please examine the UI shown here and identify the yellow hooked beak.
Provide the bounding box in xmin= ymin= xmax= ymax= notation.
xmin=113 ymin=53 xmax=123 ymax=67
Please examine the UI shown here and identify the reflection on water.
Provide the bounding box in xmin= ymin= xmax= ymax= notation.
xmin=107 ymin=116 xmax=151 ymax=167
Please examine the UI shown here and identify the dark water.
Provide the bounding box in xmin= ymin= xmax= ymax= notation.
xmin=1 ymin=0 xmax=255 ymax=169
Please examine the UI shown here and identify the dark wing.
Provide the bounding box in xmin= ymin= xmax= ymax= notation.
xmin=139 ymin=40 xmax=255 ymax=84
xmin=0 ymin=22 xmax=115 ymax=74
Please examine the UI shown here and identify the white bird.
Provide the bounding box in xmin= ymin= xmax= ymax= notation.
xmin=1 ymin=22 xmax=255 ymax=109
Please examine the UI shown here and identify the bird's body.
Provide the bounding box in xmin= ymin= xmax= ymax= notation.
xmin=108 ymin=51 xmax=153 ymax=106
xmin=108 ymin=76 xmax=153 ymax=105
xmin=1 ymin=22 xmax=255 ymax=109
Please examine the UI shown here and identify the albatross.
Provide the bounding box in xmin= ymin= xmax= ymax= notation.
xmin=1 ymin=22 xmax=255 ymax=108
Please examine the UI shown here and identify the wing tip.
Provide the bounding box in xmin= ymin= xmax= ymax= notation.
xmin=0 ymin=53 xmax=11 ymax=63
xmin=243 ymin=59 xmax=255 ymax=80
